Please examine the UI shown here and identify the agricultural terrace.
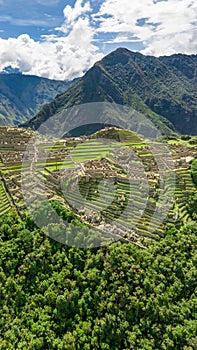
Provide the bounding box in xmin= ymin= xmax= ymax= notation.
xmin=0 ymin=127 xmax=196 ymax=244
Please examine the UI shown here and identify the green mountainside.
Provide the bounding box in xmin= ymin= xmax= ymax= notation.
xmin=25 ymin=48 xmax=197 ymax=135
xmin=0 ymin=74 xmax=75 ymax=126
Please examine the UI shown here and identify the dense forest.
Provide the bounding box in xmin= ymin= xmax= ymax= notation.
xmin=0 ymin=202 xmax=196 ymax=349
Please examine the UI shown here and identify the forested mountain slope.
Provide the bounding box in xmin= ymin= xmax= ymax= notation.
xmin=0 ymin=74 xmax=75 ymax=125
xmin=25 ymin=48 xmax=197 ymax=135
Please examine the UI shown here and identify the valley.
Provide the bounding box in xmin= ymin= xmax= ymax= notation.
xmin=0 ymin=74 xmax=75 ymax=125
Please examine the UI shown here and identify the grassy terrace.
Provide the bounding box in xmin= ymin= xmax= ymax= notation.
xmin=0 ymin=178 xmax=13 ymax=216
xmin=0 ymin=126 xmax=196 ymax=244
xmin=66 ymin=173 xmax=165 ymax=240
xmin=174 ymin=168 xmax=196 ymax=223
xmin=0 ymin=156 xmax=12 ymax=216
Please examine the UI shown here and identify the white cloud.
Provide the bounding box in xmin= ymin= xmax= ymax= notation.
xmin=95 ymin=0 xmax=197 ymax=56
xmin=0 ymin=0 xmax=196 ymax=80
xmin=0 ymin=18 xmax=102 ymax=80
xmin=105 ymin=37 xmax=141 ymax=44
xmin=63 ymin=0 xmax=91 ymax=27
xmin=0 ymin=1 xmax=102 ymax=80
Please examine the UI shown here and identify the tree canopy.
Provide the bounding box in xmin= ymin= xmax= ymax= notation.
xmin=0 ymin=210 xmax=196 ymax=350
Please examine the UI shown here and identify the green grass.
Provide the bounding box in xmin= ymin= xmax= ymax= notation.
xmin=191 ymin=159 xmax=197 ymax=186
xmin=173 ymin=168 xmax=197 ymax=223
xmin=0 ymin=180 xmax=12 ymax=217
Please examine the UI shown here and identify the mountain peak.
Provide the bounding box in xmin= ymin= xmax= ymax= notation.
xmin=24 ymin=50 xmax=197 ymax=135
xmin=102 ymin=47 xmax=139 ymax=60
xmin=112 ymin=47 xmax=132 ymax=54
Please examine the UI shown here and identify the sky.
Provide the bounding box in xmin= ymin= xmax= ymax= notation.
xmin=0 ymin=0 xmax=196 ymax=80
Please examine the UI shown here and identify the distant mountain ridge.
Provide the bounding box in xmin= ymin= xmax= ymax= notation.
xmin=0 ymin=66 xmax=22 ymax=75
xmin=0 ymin=74 xmax=76 ymax=125
xmin=25 ymin=48 xmax=197 ymax=135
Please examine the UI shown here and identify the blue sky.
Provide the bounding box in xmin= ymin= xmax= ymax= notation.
xmin=0 ymin=0 xmax=68 ymax=40
xmin=0 ymin=0 xmax=196 ymax=80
